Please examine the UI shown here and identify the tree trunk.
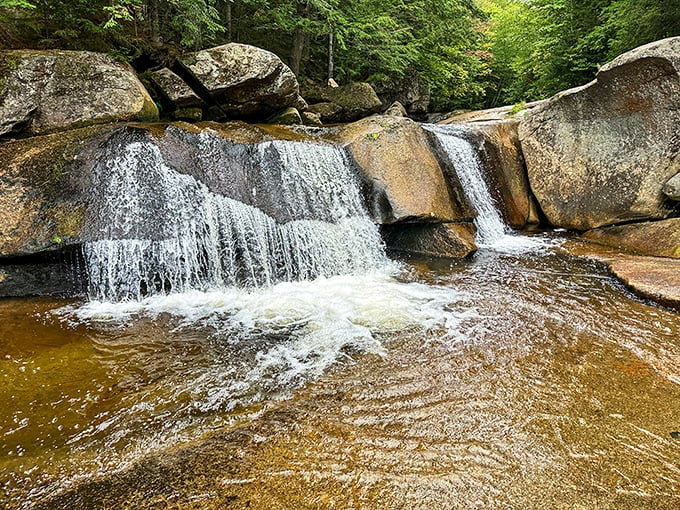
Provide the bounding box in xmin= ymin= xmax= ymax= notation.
xmin=149 ymin=0 xmax=161 ymax=46
xmin=223 ymin=1 xmax=232 ymax=41
xmin=327 ymin=26 xmax=334 ymax=82
xmin=289 ymin=1 xmax=309 ymax=76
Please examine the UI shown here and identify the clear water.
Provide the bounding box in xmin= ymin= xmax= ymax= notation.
xmin=2 ymin=242 xmax=679 ymax=509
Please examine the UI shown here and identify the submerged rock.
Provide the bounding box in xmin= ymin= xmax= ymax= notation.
xmin=0 ymin=50 xmax=158 ymax=138
xmin=664 ymin=172 xmax=680 ymax=201
xmin=336 ymin=115 xmax=467 ymax=224
xmin=583 ymin=218 xmax=680 ymax=258
xmin=176 ymin=43 xmax=306 ymax=120
xmin=519 ymin=37 xmax=680 ymax=230
xmin=382 ymin=222 xmax=477 ymax=258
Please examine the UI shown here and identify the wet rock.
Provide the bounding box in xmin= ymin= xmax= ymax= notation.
xmin=176 ymin=43 xmax=306 ymax=120
xmin=519 ymin=37 xmax=680 ymax=230
xmin=607 ymin=256 xmax=680 ymax=309
xmin=145 ymin=67 xmax=205 ymax=110
xmin=0 ymin=50 xmax=158 ymax=138
xmin=583 ymin=218 xmax=680 ymax=258
xmin=0 ymin=249 xmax=87 ymax=297
xmin=434 ymin=120 xmax=541 ymax=229
xmin=0 ymin=124 xmax=115 ymax=256
xmin=664 ymin=172 xmax=680 ymax=201
xmin=267 ymin=107 xmax=302 ymax=125
xmin=382 ymin=222 xmax=477 ymax=258
xmin=372 ymin=72 xmax=430 ymax=114
xmin=335 ymin=115 xmax=466 ymax=224
xmin=384 ymin=101 xmax=408 ymax=117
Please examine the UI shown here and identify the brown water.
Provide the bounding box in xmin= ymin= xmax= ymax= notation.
xmin=2 ymin=245 xmax=680 ymax=509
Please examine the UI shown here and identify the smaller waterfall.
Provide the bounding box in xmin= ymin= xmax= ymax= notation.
xmin=425 ymin=124 xmax=507 ymax=245
xmin=425 ymin=124 xmax=547 ymax=253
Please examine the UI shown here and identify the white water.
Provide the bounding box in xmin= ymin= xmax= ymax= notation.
xmin=425 ymin=124 xmax=550 ymax=253
xmin=83 ymin=135 xmax=390 ymax=301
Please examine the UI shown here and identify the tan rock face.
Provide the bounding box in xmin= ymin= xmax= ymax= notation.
xmin=382 ymin=222 xmax=477 ymax=258
xmin=178 ymin=43 xmax=306 ymax=119
xmin=0 ymin=50 xmax=158 ymax=138
xmin=336 ymin=116 xmax=466 ymax=224
xmin=519 ymin=37 xmax=680 ymax=230
xmin=583 ymin=218 xmax=680 ymax=258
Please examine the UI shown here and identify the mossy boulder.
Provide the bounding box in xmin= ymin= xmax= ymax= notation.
xmin=0 ymin=124 xmax=115 ymax=256
xmin=0 ymin=50 xmax=158 ymax=138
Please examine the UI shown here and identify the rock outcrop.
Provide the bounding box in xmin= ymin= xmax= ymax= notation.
xmin=144 ymin=67 xmax=205 ymax=111
xmin=519 ymin=37 xmax=680 ymax=230
xmin=304 ymin=82 xmax=382 ymax=123
xmin=0 ymin=50 xmax=158 ymax=138
xmin=335 ymin=115 xmax=469 ymax=224
xmin=176 ymin=43 xmax=306 ymax=120
xmin=372 ymin=72 xmax=430 ymax=115
xmin=607 ymin=256 xmax=680 ymax=309
xmin=583 ymin=218 xmax=680 ymax=258
xmin=382 ymin=223 xmax=476 ymax=258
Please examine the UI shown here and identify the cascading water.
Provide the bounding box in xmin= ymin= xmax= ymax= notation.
xmin=83 ymin=130 xmax=389 ymax=302
xmin=424 ymin=124 xmax=547 ymax=252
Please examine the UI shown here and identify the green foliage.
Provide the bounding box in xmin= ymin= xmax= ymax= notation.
xmin=481 ymin=0 xmax=680 ymax=105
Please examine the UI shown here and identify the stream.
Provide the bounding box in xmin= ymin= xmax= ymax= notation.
xmin=1 ymin=238 xmax=680 ymax=509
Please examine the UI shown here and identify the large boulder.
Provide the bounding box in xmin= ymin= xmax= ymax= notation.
xmin=176 ymin=43 xmax=306 ymax=120
xmin=0 ymin=50 xmax=158 ymax=138
xmin=519 ymin=37 xmax=680 ymax=230
xmin=335 ymin=115 xmax=469 ymax=224
xmin=144 ymin=67 xmax=205 ymax=111
xmin=583 ymin=218 xmax=680 ymax=258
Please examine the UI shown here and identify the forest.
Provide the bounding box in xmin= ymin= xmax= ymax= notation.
xmin=1 ymin=0 xmax=679 ymax=111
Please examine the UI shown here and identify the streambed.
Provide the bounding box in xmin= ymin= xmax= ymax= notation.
xmin=2 ymin=240 xmax=680 ymax=509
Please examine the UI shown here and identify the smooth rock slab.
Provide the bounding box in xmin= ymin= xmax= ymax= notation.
xmin=0 ymin=50 xmax=158 ymax=138
xmin=608 ymin=256 xmax=680 ymax=308
xmin=583 ymin=218 xmax=680 ymax=258
xmin=519 ymin=37 xmax=680 ymax=230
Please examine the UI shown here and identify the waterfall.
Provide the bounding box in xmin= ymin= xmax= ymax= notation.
xmin=424 ymin=124 xmax=508 ymax=246
xmin=83 ymin=130 xmax=389 ymax=302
